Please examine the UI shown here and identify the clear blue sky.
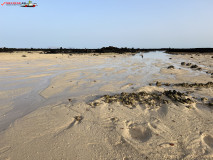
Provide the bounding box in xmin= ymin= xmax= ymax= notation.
xmin=0 ymin=0 xmax=213 ymax=48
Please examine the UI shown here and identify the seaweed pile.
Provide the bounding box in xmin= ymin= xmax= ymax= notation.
xmin=153 ymin=81 xmax=213 ymax=88
xmin=102 ymin=90 xmax=194 ymax=108
xmin=164 ymin=90 xmax=193 ymax=104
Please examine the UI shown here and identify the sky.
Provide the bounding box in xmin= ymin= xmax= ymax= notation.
xmin=0 ymin=0 xmax=213 ymax=48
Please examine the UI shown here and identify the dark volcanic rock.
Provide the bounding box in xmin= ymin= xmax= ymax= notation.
xmin=167 ymin=65 xmax=175 ymax=69
xmin=191 ymin=65 xmax=198 ymax=69
xmin=186 ymin=63 xmax=192 ymax=66
xmin=181 ymin=62 xmax=202 ymax=71
xmin=206 ymin=71 xmax=213 ymax=75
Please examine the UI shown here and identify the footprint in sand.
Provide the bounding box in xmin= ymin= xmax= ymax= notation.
xmin=203 ymin=135 xmax=213 ymax=148
xmin=157 ymin=105 xmax=168 ymax=117
xmin=55 ymin=116 xmax=83 ymax=137
xmin=129 ymin=125 xmax=152 ymax=142
xmin=148 ymin=119 xmax=172 ymax=138
xmin=0 ymin=146 xmax=11 ymax=154
xmin=124 ymin=122 xmax=152 ymax=143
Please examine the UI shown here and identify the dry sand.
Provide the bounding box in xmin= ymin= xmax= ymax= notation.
xmin=0 ymin=52 xmax=213 ymax=160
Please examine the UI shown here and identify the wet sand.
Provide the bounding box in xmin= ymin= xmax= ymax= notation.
xmin=0 ymin=52 xmax=212 ymax=160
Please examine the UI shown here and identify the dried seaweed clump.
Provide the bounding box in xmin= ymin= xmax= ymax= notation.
xmin=174 ymin=82 xmax=213 ymax=88
xmin=154 ymin=82 xmax=213 ymax=88
xmin=103 ymin=90 xmax=194 ymax=107
xmin=164 ymin=90 xmax=194 ymax=104
xmin=103 ymin=91 xmax=166 ymax=107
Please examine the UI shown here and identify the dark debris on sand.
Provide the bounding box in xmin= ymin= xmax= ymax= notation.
xmin=167 ymin=65 xmax=175 ymax=69
xmin=152 ymin=81 xmax=213 ymax=88
xmin=102 ymin=90 xmax=194 ymax=108
xmin=181 ymin=62 xmax=202 ymax=71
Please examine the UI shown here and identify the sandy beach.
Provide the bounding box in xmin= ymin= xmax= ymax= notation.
xmin=0 ymin=51 xmax=213 ymax=160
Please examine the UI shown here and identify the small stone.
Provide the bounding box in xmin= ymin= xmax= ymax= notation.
xmin=74 ymin=116 xmax=83 ymax=122
xmin=209 ymin=102 xmax=213 ymax=107
xmin=201 ymin=97 xmax=208 ymax=102
xmin=191 ymin=65 xmax=198 ymax=69
xmin=156 ymin=81 xmax=162 ymax=86
xmin=169 ymin=143 xmax=175 ymax=146
xmin=167 ymin=65 xmax=175 ymax=69
xmin=181 ymin=62 xmax=186 ymax=65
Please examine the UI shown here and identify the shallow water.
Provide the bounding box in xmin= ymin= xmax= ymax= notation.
xmin=0 ymin=51 xmax=175 ymax=132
